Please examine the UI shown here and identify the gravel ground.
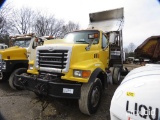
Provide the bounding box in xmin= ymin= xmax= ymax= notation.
xmin=0 ymin=81 xmax=118 ymax=120
xmin=0 ymin=64 xmax=141 ymax=120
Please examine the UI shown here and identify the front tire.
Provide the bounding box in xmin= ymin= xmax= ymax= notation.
xmin=9 ymin=68 xmax=27 ymax=90
xmin=79 ymin=78 xmax=102 ymax=115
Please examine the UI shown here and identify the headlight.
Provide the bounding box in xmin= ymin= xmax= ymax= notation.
xmin=73 ymin=70 xmax=91 ymax=78
xmin=28 ymin=64 xmax=33 ymax=70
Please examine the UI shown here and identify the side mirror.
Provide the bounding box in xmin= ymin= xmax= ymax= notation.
xmin=102 ymin=44 xmax=109 ymax=50
xmin=32 ymin=38 xmax=38 ymax=49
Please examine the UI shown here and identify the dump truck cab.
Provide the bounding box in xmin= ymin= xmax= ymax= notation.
xmin=0 ymin=33 xmax=53 ymax=90
xmin=15 ymin=29 xmax=109 ymax=114
xmin=29 ymin=29 xmax=110 ymax=80
xmin=0 ymin=34 xmax=34 ymax=80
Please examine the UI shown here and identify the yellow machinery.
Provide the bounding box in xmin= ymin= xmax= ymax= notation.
xmin=135 ymin=35 xmax=160 ymax=62
xmin=15 ymin=8 xmax=124 ymax=115
xmin=0 ymin=33 xmax=53 ymax=90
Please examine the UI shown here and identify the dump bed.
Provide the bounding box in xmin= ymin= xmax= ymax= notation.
xmin=135 ymin=35 xmax=160 ymax=62
xmin=88 ymin=8 xmax=124 ymax=32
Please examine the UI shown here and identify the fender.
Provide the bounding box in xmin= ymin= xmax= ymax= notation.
xmin=88 ymin=68 xmax=107 ymax=89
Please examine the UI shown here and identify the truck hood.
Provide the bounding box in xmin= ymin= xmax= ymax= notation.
xmin=0 ymin=46 xmax=27 ymax=60
xmin=43 ymin=38 xmax=97 ymax=50
xmin=36 ymin=41 xmax=100 ymax=72
xmin=0 ymin=46 xmax=23 ymax=51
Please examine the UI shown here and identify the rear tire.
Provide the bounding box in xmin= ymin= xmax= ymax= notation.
xmin=112 ymin=67 xmax=121 ymax=84
xmin=79 ymin=78 xmax=102 ymax=115
xmin=9 ymin=68 xmax=27 ymax=90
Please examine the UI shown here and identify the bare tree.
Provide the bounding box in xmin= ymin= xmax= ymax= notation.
xmin=0 ymin=3 xmax=13 ymax=45
xmin=123 ymin=48 xmax=129 ymax=53
xmin=60 ymin=21 xmax=80 ymax=38
xmin=5 ymin=6 xmax=80 ymax=39
xmin=11 ymin=7 xmax=35 ymax=34
xmin=33 ymin=13 xmax=65 ymax=37
xmin=65 ymin=21 xmax=80 ymax=32
xmin=128 ymin=42 xmax=136 ymax=53
xmin=0 ymin=3 xmax=12 ymax=35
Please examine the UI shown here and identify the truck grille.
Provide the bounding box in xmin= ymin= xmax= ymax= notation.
xmin=38 ymin=50 xmax=68 ymax=69
xmin=35 ymin=46 xmax=72 ymax=73
xmin=39 ymin=50 xmax=68 ymax=69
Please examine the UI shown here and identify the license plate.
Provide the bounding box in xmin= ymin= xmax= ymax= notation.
xmin=63 ymin=88 xmax=74 ymax=94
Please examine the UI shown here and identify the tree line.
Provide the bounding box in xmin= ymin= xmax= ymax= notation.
xmin=0 ymin=3 xmax=137 ymax=53
xmin=0 ymin=4 xmax=80 ymax=45
xmin=124 ymin=42 xmax=136 ymax=58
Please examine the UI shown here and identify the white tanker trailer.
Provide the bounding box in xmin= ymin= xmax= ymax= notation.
xmin=110 ymin=64 xmax=160 ymax=120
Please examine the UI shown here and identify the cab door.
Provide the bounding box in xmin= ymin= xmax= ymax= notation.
xmin=99 ymin=33 xmax=110 ymax=68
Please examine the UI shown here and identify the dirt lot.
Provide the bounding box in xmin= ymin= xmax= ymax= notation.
xmin=0 ymin=64 xmax=141 ymax=120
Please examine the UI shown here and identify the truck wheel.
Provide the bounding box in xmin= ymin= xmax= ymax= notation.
xmin=79 ymin=78 xmax=102 ymax=115
xmin=108 ymin=67 xmax=114 ymax=84
xmin=113 ymin=67 xmax=121 ymax=84
xmin=9 ymin=68 xmax=27 ymax=90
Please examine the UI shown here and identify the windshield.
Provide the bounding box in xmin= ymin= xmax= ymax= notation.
xmin=0 ymin=46 xmax=4 ymax=49
xmin=12 ymin=38 xmax=31 ymax=48
xmin=63 ymin=30 xmax=100 ymax=44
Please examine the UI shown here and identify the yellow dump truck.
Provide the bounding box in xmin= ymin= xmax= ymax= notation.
xmin=15 ymin=8 xmax=124 ymax=115
xmin=0 ymin=33 xmax=53 ymax=90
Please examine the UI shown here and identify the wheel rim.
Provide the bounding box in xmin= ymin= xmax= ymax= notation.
xmin=91 ymin=86 xmax=100 ymax=107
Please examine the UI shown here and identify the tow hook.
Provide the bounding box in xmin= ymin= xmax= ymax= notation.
xmin=35 ymin=83 xmax=47 ymax=95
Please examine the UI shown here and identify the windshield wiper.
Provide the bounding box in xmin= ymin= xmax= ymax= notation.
xmin=75 ymin=40 xmax=89 ymax=44
xmin=85 ymin=39 xmax=95 ymax=51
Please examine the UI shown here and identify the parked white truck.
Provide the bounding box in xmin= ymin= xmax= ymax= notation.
xmin=110 ymin=64 xmax=160 ymax=120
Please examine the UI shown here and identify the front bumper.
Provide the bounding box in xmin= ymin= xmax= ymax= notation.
xmin=15 ymin=74 xmax=81 ymax=99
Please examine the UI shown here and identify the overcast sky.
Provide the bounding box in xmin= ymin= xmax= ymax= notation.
xmin=4 ymin=0 xmax=160 ymax=47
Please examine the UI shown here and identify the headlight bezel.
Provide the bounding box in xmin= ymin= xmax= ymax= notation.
xmin=73 ymin=69 xmax=91 ymax=78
